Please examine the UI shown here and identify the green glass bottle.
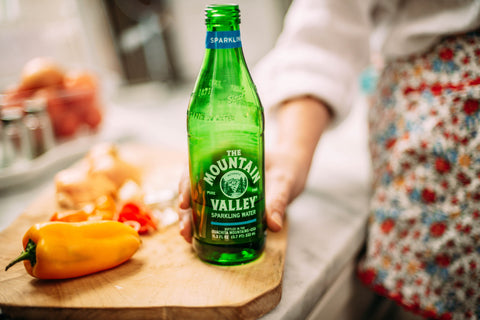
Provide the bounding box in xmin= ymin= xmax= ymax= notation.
xmin=187 ymin=4 xmax=266 ymax=265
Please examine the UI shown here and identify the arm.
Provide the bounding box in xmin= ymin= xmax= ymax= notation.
xmin=255 ymin=0 xmax=373 ymax=127
xmin=265 ymin=96 xmax=331 ymax=230
xmin=178 ymin=0 xmax=372 ymax=241
xmin=253 ymin=0 xmax=373 ymax=231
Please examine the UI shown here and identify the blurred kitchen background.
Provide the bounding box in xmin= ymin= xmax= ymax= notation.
xmin=0 ymin=0 xmax=296 ymax=186
xmin=0 ymin=0 xmax=297 ymax=162
xmin=0 ymin=0 xmax=291 ymax=90
xmin=0 ymin=0 xmax=304 ymax=220
xmin=0 ymin=0 xmax=370 ymax=211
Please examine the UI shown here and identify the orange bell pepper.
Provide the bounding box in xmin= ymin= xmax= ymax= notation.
xmin=50 ymin=209 xmax=89 ymax=222
xmin=92 ymin=195 xmax=117 ymax=220
xmin=5 ymin=220 xmax=141 ymax=279
xmin=49 ymin=195 xmax=116 ymax=222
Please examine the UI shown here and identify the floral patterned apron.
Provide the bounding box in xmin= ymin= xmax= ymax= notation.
xmin=358 ymin=30 xmax=480 ymax=320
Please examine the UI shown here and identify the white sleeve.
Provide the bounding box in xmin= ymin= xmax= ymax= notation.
xmin=254 ymin=0 xmax=373 ymax=127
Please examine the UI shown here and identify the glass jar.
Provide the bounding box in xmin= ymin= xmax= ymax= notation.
xmin=23 ymin=97 xmax=55 ymax=157
xmin=1 ymin=106 xmax=32 ymax=168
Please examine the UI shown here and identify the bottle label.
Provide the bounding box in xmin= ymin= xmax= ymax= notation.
xmin=206 ymin=30 xmax=242 ymax=49
xmin=191 ymin=147 xmax=264 ymax=244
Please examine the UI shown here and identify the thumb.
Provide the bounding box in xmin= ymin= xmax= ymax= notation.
xmin=265 ymin=176 xmax=291 ymax=232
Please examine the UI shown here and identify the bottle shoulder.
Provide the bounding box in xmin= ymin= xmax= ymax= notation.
xmin=189 ymin=59 xmax=262 ymax=112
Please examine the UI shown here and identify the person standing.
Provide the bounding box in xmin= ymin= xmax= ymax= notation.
xmin=179 ymin=1 xmax=480 ymax=318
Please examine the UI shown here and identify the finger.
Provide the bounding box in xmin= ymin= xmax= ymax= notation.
xmin=266 ymin=195 xmax=287 ymax=232
xmin=178 ymin=166 xmax=191 ymax=210
xmin=265 ymin=173 xmax=291 ymax=232
xmin=178 ymin=208 xmax=193 ymax=243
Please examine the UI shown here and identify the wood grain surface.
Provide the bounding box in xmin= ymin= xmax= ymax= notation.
xmin=0 ymin=144 xmax=287 ymax=320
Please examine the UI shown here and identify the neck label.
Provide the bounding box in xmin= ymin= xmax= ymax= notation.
xmin=206 ymin=30 xmax=242 ymax=49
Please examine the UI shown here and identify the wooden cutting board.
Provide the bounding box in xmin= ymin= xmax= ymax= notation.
xmin=0 ymin=144 xmax=287 ymax=320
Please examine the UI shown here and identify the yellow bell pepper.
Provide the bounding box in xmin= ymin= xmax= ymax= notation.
xmin=5 ymin=220 xmax=141 ymax=279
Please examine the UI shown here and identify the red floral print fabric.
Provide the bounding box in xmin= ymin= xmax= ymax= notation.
xmin=358 ymin=31 xmax=480 ymax=320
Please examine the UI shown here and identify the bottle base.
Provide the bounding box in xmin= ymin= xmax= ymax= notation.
xmin=193 ymin=237 xmax=265 ymax=266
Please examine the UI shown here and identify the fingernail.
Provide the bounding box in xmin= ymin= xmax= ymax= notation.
xmin=272 ymin=211 xmax=283 ymax=228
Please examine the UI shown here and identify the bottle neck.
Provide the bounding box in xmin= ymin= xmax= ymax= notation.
xmin=204 ymin=5 xmax=242 ymax=51
xmin=205 ymin=27 xmax=242 ymax=50
xmin=198 ymin=5 xmax=249 ymax=87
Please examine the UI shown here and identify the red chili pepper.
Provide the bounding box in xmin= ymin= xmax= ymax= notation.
xmin=117 ymin=202 xmax=158 ymax=234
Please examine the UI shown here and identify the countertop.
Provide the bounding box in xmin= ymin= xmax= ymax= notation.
xmin=0 ymin=82 xmax=372 ymax=319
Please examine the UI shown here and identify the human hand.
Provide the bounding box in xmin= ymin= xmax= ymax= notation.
xmin=177 ymin=96 xmax=331 ymax=243
xmin=176 ymin=149 xmax=310 ymax=242
xmin=264 ymin=149 xmax=310 ymax=232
